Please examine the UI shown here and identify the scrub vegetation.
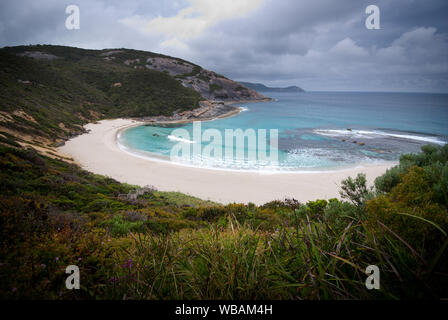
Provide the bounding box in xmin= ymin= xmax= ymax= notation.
xmin=0 ymin=144 xmax=447 ymax=299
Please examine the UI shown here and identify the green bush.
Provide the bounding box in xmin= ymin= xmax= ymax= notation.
xmin=340 ymin=173 xmax=373 ymax=210
xmin=375 ymin=165 xmax=407 ymax=193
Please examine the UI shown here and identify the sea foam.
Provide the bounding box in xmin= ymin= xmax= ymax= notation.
xmin=314 ymin=129 xmax=446 ymax=145
xmin=167 ymin=135 xmax=196 ymax=144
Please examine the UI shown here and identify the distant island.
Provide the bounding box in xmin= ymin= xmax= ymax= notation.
xmin=239 ymin=81 xmax=305 ymax=93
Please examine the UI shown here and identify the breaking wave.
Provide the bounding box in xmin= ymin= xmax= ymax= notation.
xmin=314 ymin=129 xmax=446 ymax=145
xmin=167 ymin=135 xmax=196 ymax=144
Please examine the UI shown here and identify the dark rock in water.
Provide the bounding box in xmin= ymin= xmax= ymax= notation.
xmin=342 ymin=139 xmax=346 ymax=142
xmin=152 ymin=133 xmax=159 ymax=137
xmin=347 ymin=128 xmax=352 ymax=131
xmin=353 ymin=141 xmax=357 ymax=144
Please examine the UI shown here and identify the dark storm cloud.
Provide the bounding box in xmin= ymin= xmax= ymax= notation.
xmin=0 ymin=0 xmax=447 ymax=92
xmin=185 ymin=0 xmax=448 ymax=92
xmin=0 ymin=0 xmax=183 ymax=49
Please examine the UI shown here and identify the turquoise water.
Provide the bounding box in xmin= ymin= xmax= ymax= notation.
xmin=118 ymin=92 xmax=448 ymax=171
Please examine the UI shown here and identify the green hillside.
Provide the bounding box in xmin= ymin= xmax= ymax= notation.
xmin=0 ymin=45 xmax=202 ymax=143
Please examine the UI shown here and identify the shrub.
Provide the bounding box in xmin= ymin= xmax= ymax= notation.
xmin=197 ymin=206 xmax=227 ymax=222
xmin=375 ymin=165 xmax=406 ymax=193
xmin=340 ymin=173 xmax=373 ymax=210
xmin=306 ymin=199 xmax=328 ymax=217
xmin=367 ymin=166 xmax=448 ymax=271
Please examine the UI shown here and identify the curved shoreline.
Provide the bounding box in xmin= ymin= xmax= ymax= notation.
xmin=117 ymin=128 xmax=396 ymax=175
xmin=59 ymin=119 xmax=397 ymax=205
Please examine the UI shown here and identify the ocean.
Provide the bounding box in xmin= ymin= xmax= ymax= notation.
xmin=118 ymin=91 xmax=448 ymax=172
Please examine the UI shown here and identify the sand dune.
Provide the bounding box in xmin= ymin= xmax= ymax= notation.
xmin=59 ymin=119 xmax=397 ymax=205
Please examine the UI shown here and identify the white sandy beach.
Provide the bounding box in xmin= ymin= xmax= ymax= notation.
xmin=59 ymin=119 xmax=397 ymax=205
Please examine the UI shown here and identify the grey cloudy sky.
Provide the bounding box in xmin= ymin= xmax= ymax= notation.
xmin=1 ymin=0 xmax=447 ymax=92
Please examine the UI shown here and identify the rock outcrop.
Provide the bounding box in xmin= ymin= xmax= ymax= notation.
xmin=140 ymin=56 xmax=270 ymax=102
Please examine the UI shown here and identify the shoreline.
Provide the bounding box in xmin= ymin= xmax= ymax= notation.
xmin=116 ymin=131 xmax=395 ymax=175
xmin=59 ymin=119 xmax=397 ymax=205
xmin=144 ymin=106 xmax=243 ymax=126
xmin=137 ymin=98 xmax=272 ymax=126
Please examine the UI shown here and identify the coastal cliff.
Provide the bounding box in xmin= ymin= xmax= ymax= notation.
xmin=140 ymin=56 xmax=269 ymax=101
xmin=0 ymin=45 xmax=269 ymax=155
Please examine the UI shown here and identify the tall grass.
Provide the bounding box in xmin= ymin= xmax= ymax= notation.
xmin=107 ymin=208 xmax=442 ymax=300
xmin=2 ymin=145 xmax=446 ymax=299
